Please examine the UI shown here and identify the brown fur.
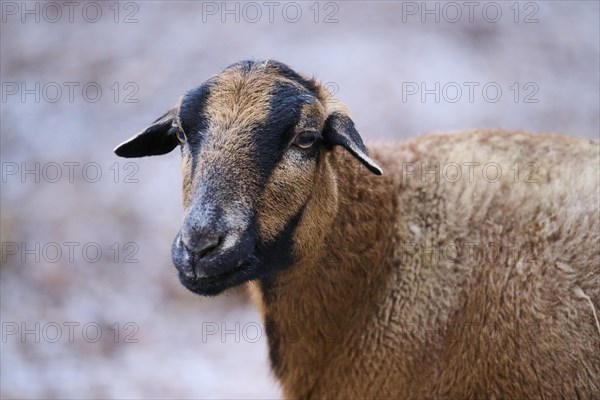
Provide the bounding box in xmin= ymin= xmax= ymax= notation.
xmin=250 ymin=129 xmax=600 ymax=398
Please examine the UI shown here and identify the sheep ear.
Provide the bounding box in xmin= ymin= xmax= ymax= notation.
xmin=322 ymin=112 xmax=383 ymax=175
xmin=114 ymin=110 xmax=179 ymax=158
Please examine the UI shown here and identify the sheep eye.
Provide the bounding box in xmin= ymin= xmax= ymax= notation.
xmin=293 ymin=131 xmax=320 ymax=149
xmin=176 ymin=129 xmax=187 ymax=144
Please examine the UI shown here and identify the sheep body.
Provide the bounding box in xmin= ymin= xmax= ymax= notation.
xmin=251 ymin=129 xmax=600 ymax=398
xmin=114 ymin=60 xmax=599 ymax=398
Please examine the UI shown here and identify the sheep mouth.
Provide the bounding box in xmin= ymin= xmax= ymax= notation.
xmin=177 ymin=258 xmax=258 ymax=296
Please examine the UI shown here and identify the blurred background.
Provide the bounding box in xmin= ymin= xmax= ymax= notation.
xmin=1 ymin=1 xmax=598 ymax=398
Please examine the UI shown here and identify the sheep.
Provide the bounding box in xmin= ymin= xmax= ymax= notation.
xmin=114 ymin=60 xmax=600 ymax=399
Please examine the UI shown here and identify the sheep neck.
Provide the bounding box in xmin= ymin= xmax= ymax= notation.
xmin=250 ymin=148 xmax=396 ymax=398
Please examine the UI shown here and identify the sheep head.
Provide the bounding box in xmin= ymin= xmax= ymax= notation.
xmin=114 ymin=60 xmax=382 ymax=295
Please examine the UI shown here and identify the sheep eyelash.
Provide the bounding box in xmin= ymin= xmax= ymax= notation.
xmin=290 ymin=130 xmax=323 ymax=148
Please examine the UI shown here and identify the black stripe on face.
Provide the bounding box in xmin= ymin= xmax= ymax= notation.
xmin=178 ymin=82 xmax=212 ymax=178
xmin=252 ymin=81 xmax=317 ymax=183
xmin=256 ymin=201 xmax=306 ymax=282
xmin=251 ymin=81 xmax=318 ymax=281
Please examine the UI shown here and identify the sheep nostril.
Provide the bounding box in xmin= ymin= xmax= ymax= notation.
xmin=179 ymin=223 xmax=226 ymax=259
xmin=180 ymin=231 xmax=223 ymax=257
xmin=197 ymin=235 xmax=223 ymax=258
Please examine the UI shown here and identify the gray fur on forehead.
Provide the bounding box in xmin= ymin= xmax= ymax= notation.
xmin=222 ymin=59 xmax=319 ymax=93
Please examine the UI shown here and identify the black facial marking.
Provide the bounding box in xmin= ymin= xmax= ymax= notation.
xmin=178 ymin=82 xmax=212 ymax=178
xmin=179 ymin=83 xmax=212 ymax=135
xmin=252 ymin=82 xmax=317 ymax=182
xmin=256 ymin=201 xmax=306 ymax=281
